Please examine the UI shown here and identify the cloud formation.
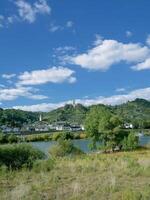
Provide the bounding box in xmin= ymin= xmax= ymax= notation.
xmin=0 ymin=86 xmax=47 ymax=101
xmin=15 ymin=0 xmax=51 ymax=23
xmin=126 ymin=31 xmax=133 ymax=37
xmin=69 ymin=39 xmax=150 ymax=71
xmin=13 ymin=87 xmax=150 ymax=112
xmin=18 ymin=67 xmax=76 ymax=85
xmin=2 ymin=74 xmax=16 ymax=79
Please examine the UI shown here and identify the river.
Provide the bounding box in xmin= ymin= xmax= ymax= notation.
xmin=31 ymin=135 xmax=150 ymax=155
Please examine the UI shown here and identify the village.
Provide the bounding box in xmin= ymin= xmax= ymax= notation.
xmin=0 ymin=113 xmax=134 ymax=135
xmin=0 ymin=114 xmax=85 ymax=135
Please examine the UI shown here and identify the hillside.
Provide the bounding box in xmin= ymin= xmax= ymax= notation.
xmin=113 ymin=99 xmax=150 ymax=128
xmin=44 ymin=104 xmax=88 ymax=124
xmin=0 ymin=98 xmax=150 ymax=128
xmin=0 ymin=109 xmax=38 ymax=127
xmin=44 ymin=98 xmax=150 ymax=127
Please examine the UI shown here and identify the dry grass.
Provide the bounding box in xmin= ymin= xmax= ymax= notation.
xmin=0 ymin=149 xmax=150 ymax=200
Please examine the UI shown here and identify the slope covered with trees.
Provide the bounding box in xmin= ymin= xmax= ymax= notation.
xmin=44 ymin=104 xmax=88 ymax=124
xmin=0 ymin=98 xmax=150 ymax=128
xmin=0 ymin=109 xmax=38 ymax=127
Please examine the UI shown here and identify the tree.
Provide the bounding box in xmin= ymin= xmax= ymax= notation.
xmin=85 ymin=106 xmax=133 ymax=151
xmin=122 ymin=132 xmax=139 ymax=151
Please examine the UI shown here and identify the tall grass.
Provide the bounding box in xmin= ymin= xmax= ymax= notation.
xmin=0 ymin=148 xmax=150 ymax=200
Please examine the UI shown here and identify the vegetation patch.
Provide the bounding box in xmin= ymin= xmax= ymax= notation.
xmin=49 ymin=139 xmax=84 ymax=158
xmin=0 ymin=144 xmax=45 ymax=170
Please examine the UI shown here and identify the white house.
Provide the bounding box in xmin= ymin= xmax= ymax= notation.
xmin=124 ymin=123 xmax=134 ymax=129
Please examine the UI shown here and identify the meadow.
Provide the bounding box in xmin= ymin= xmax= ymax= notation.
xmin=0 ymin=148 xmax=150 ymax=200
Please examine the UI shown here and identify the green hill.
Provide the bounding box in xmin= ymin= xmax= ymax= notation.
xmin=44 ymin=98 xmax=150 ymax=128
xmin=44 ymin=104 xmax=88 ymax=124
xmin=113 ymin=99 xmax=150 ymax=128
xmin=0 ymin=109 xmax=38 ymax=127
xmin=0 ymin=98 xmax=150 ymax=128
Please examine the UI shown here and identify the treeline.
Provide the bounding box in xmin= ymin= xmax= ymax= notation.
xmin=0 ymin=108 xmax=38 ymax=127
xmin=45 ymin=98 xmax=150 ymax=129
xmin=0 ymin=131 xmax=87 ymax=144
xmin=0 ymin=98 xmax=150 ymax=129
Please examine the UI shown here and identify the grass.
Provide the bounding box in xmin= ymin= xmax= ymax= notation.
xmin=0 ymin=148 xmax=150 ymax=200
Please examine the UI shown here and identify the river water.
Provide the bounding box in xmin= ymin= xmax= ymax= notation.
xmin=31 ymin=135 xmax=150 ymax=155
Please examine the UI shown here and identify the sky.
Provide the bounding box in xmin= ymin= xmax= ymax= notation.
xmin=0 ymin=0 xmax=150 ymax=112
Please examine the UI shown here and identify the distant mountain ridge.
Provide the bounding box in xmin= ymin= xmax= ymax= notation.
xmin=0 ymin=98 xmax=150 ymax=128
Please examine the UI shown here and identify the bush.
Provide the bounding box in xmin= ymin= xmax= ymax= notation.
xmin=0 ymin=133 xmax=19 ymax=144
xmin=52 ymin=131 xmax=74 ymax=141
xmin=49 ymin=139 xmax=84 ymax=158
xmin=33 ymin=159 xmax=55 ymax=172
xmin=7 ymin=134 xmax=18 ymax=144
xmin=122 ymin=133 xmax=139 ymax=151
xmin=0 ymin=144 xmax=45 ymax=170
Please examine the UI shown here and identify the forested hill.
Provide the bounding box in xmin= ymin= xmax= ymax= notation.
xmin=44 ymin=98 xmax=150 ymax=128
xmin=0 ymin=109 xmax=38 ymax=127
xmin=0 ymin=98 xmax=150 ymax=128
xmin=113 ymin=98 xmax=150 ymax=128
xmin=44 ymin=104 xmax=88 ymax=124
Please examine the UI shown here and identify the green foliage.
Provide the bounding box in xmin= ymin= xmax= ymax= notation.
xmin=0 ymin=108 xmax=38 ymax=127
xmin=7 ymin=134 xmax=18 ymax=144
xmin=49 ymin=139 xmax=84 ymax=157
xmin=0 ymin=133 xmax=19 ymax=144
xmin=122 ymin=133 xmax=139 ymax=151
xmin=85 ymin=106 xmax=138 ymax=151
xmin=0 ymin=99 xmax=150 ymax=131
xmin=113 ymin=98 xmax=150 ymax=129
xmin=44 ymin=98 xmax=150 ymax=129
xmin=0 ymin=133 xmax=8 ymax=144
xmin=0 ymin=144 xmax=45 ymax=170
xmin=33 ymin=159 xmax=55 ymax=172
xmin=52 ymin=131 xmax=74 ymax=141
xmin=25 ymin=133 xmax=52 ymax=142
xmin=44 ymin=104 xmax=88 ymax=124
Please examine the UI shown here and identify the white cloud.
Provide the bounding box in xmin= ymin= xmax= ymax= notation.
xmin=126 ymin=31 xmax=133 ymax=37
xmin=131 ymin=58 xmax=150 ymax=71
xmin=2 ymin=74 xmax=16 ymax=79
xmin=116 ymin=88 xmax=126 ymax=92
xmin=18 ymin=67 xmax=76 ymax=85
xmin=0 ymin=15 xmax=5 ymax=28
xmin=15 ymin=0 xmax=51 ymax=23
xmin=13 ymin=102 xmax=66 ymax=112
xmin=66 ymin=21 xmax=74 ymax=28
xmin=69 ymin=39 xmax=150 ymax=71
xmin=49 ymin=20 xmax=74 ymax=33
xmin=93 ymin=34 xmax=103 ymax=46
xmin=12 ymin=87 xmax=150 ymax=112
xmin=146 ymin=34 xmax=150 ymax=46
xmin=49 ymin=23 xmax=63 ymax=32
xmin=55 ymin=46 xmax=76 ymax=53
xmin=0 ymin=86 xmax=47 ymax=101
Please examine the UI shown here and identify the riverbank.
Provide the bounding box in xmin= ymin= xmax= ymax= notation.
xmin=0 ymin=148 xmax=150 ymax=200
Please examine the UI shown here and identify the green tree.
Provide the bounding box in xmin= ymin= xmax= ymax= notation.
xmin=122 ymin=132 xmax=139 ymax=151
xmin=85 ymin=106 xmax=131 ymax=151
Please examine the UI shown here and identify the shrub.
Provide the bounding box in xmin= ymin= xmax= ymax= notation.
xmin=7 ymin=134 xmax=18 ymax=144
xmin=52 ymin=131 xmax=74 ymax=141
xmin=33 ymin=159 xmax=55 ymax=172
xmin=0 ymin=144 xmax=45 ymax=170
xmin=122 ymin=133 xmax=139 ymax=151
xmin=0 ymin=133 xmax=8 ymax=144
xmin=0 ymin=133 xmax=19 ymax=144
xmin=49 ymin=139 xmax=84 ymax=158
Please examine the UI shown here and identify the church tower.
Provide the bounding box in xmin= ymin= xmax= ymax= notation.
xmin=39 ymin=114 xmax=42 ymax=122
xmin=73 ymin=100 xmax=76 ymax=108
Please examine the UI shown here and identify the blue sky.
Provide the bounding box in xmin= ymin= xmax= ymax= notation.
xmin=0 ymin=0 xmax=150 ymax=111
